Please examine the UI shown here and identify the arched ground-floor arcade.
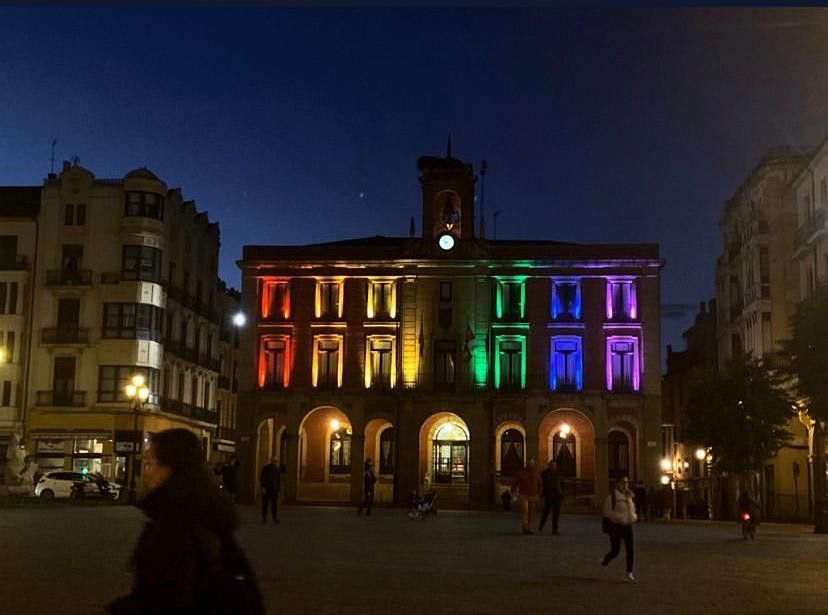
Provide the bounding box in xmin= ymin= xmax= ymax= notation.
xmin=236 ymin=391 xmax=662 ymax=511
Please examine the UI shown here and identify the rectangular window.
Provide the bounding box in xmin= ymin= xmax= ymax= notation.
xmin=370 ymin=281 xmax=392 ymax=319
xmin=57 ymin=298 xmax=80 ymax=338
xmin=98 ymin=366 xmax=160 ymax=404
xmin=434 ymin=340 xmax=456 ymax=388
xmin=607 ymin=337 xmax=639 ymax=392
xmin=263 ymin=281 xmax=290 ymax=319
xmin=498 ymin=340 xmax=523 ymax=390
xmin=4 ymin=331 xmax=14 ymax=362
xmin=500 ymin=281 xmax=523 ymax=320
xmin=316 ymin=338 xmax=340 ymax=388
xmin=439 ymin=281 xmax=452 ymax=302
xmin=203 ymin=381 xmax=210 ymax=411
xmin=551 ymin=337 xmax=582 ymax=391
xmin=102 ymin=303 xmax=163 ymax=341
xmin=64 ymin=203 xmax=74 ymax=225
xmin=317 ymin=282 xmax=341 ymax=319
xmin=125 ymin=191 xmax=164 ymax=220
xmin=368 ymin=337 xmax=392 ymax=388
xmin=8 ymin=282 xmax=17 ymax=315
xmin=76 ymin=203 xmax=86 ymax=226
xmin=0 ymin=236 xmax=17 ymax=267
xmin=822 ymin=178 xmax=828 ymax=207
xmin=0 ymin=283 xmax=6 ymax=315
xmin=1 ymin=381 xmax=10 ymax=407
xmin=191 ymin=376 xmax=199 ymax=406
xmin=552 ymin=281 xmax=580 ymax=320
xmin=607 ymin=280 xmax=637 ymax=320
xmin=261 ymin=337 xmax=287 ymax=389
xmin=177 ymin=372 xmax=185 ymax=401
xmin=122 ymin=245 xmax=162 ymax=282
xmin=53 ymin=357 xmax=76 ymax=402
xmin=62 ymin=244 xmax=83 ymax=272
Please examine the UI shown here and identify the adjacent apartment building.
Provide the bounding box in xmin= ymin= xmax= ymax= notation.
xmin=236 ymin=152 xmax=664 ymax=510
xmin=713 ymin=146 xmax=810 ymax=520
xmin=1 ymin=161 xmax=239 ymax=493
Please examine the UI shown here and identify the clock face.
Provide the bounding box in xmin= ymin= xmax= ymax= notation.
xmin=438 ymin=234 xmax=455 ymax=251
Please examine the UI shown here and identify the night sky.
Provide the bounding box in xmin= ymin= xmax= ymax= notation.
xmin=3 ymin=8 xmax=828 ymax=364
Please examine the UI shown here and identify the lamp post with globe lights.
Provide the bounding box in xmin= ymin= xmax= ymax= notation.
xmin=125 ymin=374 xmax=150 ymax=504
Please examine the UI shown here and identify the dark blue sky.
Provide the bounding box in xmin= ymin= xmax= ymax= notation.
xmin=2 ymin=8 xmax=827 ymax=363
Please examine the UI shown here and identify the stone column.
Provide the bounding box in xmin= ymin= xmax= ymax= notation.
xmin=395 ymin=398 xmax=419 ymax=505
xmin=283 ymin=431 xmax=300 ymax=503
xmin=350 ymin=432 xmax=366 ymax=505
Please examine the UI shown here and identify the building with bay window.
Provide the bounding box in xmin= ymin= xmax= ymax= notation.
xmin=237 ymin=151 xmax=664 ymax=510
xmin=6 ymin=161 xmax=239 ymax=492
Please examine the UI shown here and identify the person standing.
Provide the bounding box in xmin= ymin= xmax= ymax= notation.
xmin=511 ymin=458 xmax=543 ymax=535
xmin=357 ymin=458 xmax=376 ymax=516
xmin=260 ymin=457 xmax=281 ymax=524
xmin=107 ymin=428 xmax=264 ymax=615
xmin=221 ymin=454 xmax=240 ymax=503
xmin=601 ymin=476 xmax=638 ymax=583
xmin=633 ymin=480 xmax=648 ymax=522
xmin=539 ymin=460 xmax=564 ymax=534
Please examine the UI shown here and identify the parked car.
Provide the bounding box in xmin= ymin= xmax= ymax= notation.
xmin=35 ymin=471 xmax=123 ymax=500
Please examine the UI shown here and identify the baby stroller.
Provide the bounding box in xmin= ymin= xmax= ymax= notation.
xmin=408 ymin=491 xmax=438 ymax=520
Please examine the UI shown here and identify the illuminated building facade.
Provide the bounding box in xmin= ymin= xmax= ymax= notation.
xmin=3 ymin=161 xmax=239 ymax=493
xmin=237 ymin=152 xmax=664 ymax=509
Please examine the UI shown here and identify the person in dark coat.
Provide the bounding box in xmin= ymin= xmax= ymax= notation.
xmin=221 ymin=453 xmax=240 ymax=502
xmin=539 ymin=460 xmax=564 ymax=534
xmin=260 ymin=456 xmax=281 ymax=523
xmin=357 ymin=458 xmax=376 ymax=516
xmin=107 ymin=428 xmax=263 ymax=615
xmin=633 ymin=480 xmax=648 ymax=522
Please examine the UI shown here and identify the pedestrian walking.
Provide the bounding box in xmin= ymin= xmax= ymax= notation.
xmin=511 ymin=458 xmax=543 ymax=535
xmin=107 ymin=428 xmax=264 ymax=615
xmin=260 ymin=456 xmax=281 ymax=523
xmin=357 ymin=458 xmax=376 ymax=516
xmin=600 ymin=476 xmax=638 ymax=583
xmin=221 ymin=453 xmax=240 ymax=502
xmin=538 ymin=460 xmax=563 ymax=534
xmin=633 ymin=480 xmax=648 ymax=521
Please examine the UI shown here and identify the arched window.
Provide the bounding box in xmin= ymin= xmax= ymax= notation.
xmin=608 ymin=430 xmax=630 ymax=481
xmin=552 ymin=433 xmax=576 ymax=478
xmin=500 ymin=429 xmax=524 ymax=476
xmin=379 ymin=427 xmax=395 ymax=475
xmin=329 ymin=427 xmax=351 ymax=474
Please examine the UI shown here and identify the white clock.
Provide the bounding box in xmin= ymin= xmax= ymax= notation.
xmin=438 ymin=234 xmax=455 ymax=251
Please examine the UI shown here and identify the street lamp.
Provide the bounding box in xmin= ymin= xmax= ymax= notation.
xmin=232 ymin=311 xmax=246 ymax=328
xmin=125 ymin=374 xmax=150 ymax=504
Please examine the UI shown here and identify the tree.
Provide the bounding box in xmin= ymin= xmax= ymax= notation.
xmin=781 ymin=284 xmax=828 ymax=532
xmin=683 ymin=355 xmax=792 ymax=478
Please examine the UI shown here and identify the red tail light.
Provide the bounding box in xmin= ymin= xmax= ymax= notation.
xmin=742 ymin=513 xmax=751 ymax=521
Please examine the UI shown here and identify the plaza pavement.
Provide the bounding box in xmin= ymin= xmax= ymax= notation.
xmin=1 ymin=503 xmax=826 ymax=615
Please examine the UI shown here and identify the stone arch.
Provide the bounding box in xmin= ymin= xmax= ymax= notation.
xmin=365 ymin=417 xmax=395 ymax=504
xmin=254 ymin=415 xmax=287 ymax=498
xmin=419 ymin=412 xmax=470 ymax=491
xmin=494 ymin=421 xmax=526 ymax=475
xmin=539 ymin=408 xmax=596 ymax=493
xmin=296 ymin=406 xmax=352 ymax=502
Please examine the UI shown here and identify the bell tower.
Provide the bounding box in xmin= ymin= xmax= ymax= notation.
xmin=417 ymin=142 xmax=476 ymax=254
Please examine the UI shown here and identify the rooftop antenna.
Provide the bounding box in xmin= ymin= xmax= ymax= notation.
xmin=50 ymin=139 xmax=57 ymax=174
xmin=479 ymin=159 xmax=487 ymax=239
xmin=70 ymin=155 xmax=80 ymax=166
xmin=446 ymin=134 xmax=452 ymax=159
xmin=493 ymin=210 xmax=502 ymax=240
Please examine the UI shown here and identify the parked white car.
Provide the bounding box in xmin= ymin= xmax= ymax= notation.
xmin=35 ymin=471 xmax=122 ymax=500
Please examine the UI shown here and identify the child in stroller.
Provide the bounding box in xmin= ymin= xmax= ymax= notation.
xmin=407 ymin=490 xmax=438 ymax=520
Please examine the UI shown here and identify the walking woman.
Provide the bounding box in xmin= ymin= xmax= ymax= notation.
xmin=600 ymin=476 xmax=638 ymax=583
xmin=107 ymin=428 xmax=263 ymax=614
xmin=357 ymin=458 xmax=376 ymax=516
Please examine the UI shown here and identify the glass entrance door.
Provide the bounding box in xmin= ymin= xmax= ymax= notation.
xmin=433 ymin=440 xmax=468 ymax=484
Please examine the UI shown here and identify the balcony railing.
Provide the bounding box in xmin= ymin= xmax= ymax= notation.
xmin=160 ymin=397 xmax=218 ymax=424
xmin=0 ymin=256 xmax=28 ymax=271
xmin=216 ymin=426 xmax=237 ymax=442
xmin=46 ymin=269 xmax=92 ymax=286
xmin=795 ymin=207 xmax=828 ymax=251
xmin=37 ymin=390 xmax=86 ymax=407
xmin=41 ymin=326 xmax=89 ymax=344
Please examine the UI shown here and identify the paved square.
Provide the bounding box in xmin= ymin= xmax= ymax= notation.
xmin=1 ymin=504 xmax=826 ymax=614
